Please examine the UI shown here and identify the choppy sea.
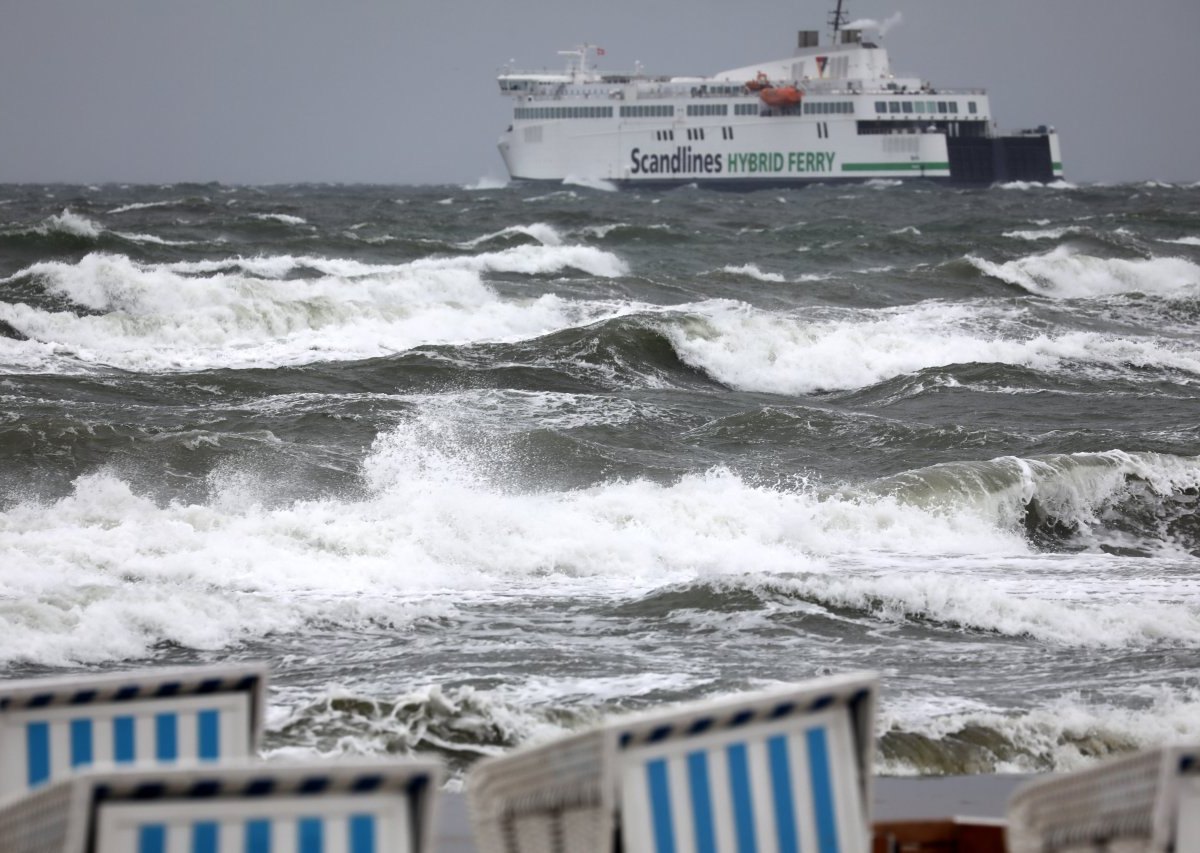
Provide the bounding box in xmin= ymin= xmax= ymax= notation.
xmin=1 ymin=178 xmax=1198 ymax=782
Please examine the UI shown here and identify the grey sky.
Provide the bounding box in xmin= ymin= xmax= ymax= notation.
xmin=1 ymin=0 xmax=1196 ymax=185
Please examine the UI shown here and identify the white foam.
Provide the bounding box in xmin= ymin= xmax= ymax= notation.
xmin=969 ymin=245 xmax=1200 ymax=298
xmin=866 ymin=179 xmax=903 ymax=189
xmin=3 ymin=445 xmax=1197 ymax=667
xmin=37 ymin=209 xmax=102 ymax=238
xmin=880 ymin=685 xmax=1200 ymax=774
xmin=524 ymin=191 xmax=578 ymax=203
xmin=1160 ymin=236 xmax=1200 ymax=246
xmin=783 ymin=561 xmax=1200 ymax=648
xmin=250 ymin=213 xmax=307 ymax=225
xmin=578 ymin=223 xmax=627 ymax=238
xmin=457 ymin=223 xmax=563 ymax=248
xmin=998 ymin=180 xmax=1078 ymax=190
xmin=563 ymin=175 xmax=618 ymax=192
xmin=0 ymin=247 xmax=629 ymax=372
xmin=107 ymin=199 xmax=188 ymax=214
xmin=463 ymin=176 xmax=510 ymax=191
xmin=658 ymin=298 xmax=1200 ymax=395
xmin=1002 ymin=227 xmax=1082 ymax=241
xmin=113 ymin=231 xmax=198 ymax=247
xmin=721 ymin=264 xmax=785 ymax=282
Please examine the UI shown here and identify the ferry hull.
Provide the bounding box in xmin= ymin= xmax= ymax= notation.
xmin=499 ymin=126 xmax=1060 ymax=188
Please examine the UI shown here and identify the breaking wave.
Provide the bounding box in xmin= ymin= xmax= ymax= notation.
xmin=2 ymin=434 xmax=1196 ymax=667
xmin=0 ymin=246 xmax=630 ymax=372
xmin=657 ymin=299 xmax=1200 ymax=394
xmin=969 ymin=246 xmax=1200 ymax=298
xmin=880 ymin=686 xmax=1200 ymax=774
xmin=265 ymin=677 xmax=1200 ymax=779
xmin=720 ymin=263 xmax=786 ymax=282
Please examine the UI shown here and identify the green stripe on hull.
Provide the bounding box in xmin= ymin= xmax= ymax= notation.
xmin=842 ymin=162 xmax=951 ymax=172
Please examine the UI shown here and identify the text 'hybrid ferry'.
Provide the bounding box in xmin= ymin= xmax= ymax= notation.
xmin=496 ymin=2 xmax=1063 ymax=188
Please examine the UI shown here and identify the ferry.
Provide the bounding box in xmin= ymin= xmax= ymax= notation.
xmin=496 ymin=2 xmax=1063 ymax=188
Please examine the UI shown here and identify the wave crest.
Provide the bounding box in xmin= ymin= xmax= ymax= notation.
xmin=970 ymin=246 xmax=1200 ymax=298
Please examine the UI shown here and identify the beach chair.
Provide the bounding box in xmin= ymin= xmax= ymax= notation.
xmin=468 ymin=671 xmax=878 ymax=853
xmin=0 ymin=663 xmax=267 ymax=802
xmin=1006 ymin=745 xmax=1200 ymax=853
xmin=0 ymin=757 xmax=442 ymax=853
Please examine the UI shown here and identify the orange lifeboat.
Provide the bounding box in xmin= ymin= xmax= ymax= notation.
xmin=759 ymin=86 xmax=803 ymax=108
xmin=745 ymin=71 xmax=770 ymax=91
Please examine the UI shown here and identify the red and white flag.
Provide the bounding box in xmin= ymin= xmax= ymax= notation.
xmin=596 ymin=47 xmax=606 ymax=56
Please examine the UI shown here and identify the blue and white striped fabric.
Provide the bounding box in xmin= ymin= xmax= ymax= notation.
xmin=95 ymin=794 xmax=411 ymax=853
xmin=10 ymin=694 xmax=249 ymax=795
xmin=131 ymin=814 xmax=379 ymax=853
xmin=0 ymin=662 xmax=266 ymax=801
xmin=619 ymin=713 xmax=866 ymax=853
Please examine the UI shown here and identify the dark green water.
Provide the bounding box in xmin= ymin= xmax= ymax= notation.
xmin=1 ymin=180 xmax=1198 ymax=778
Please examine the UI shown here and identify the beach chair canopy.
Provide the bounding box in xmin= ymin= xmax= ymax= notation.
xmin=0 ymin=663 xmax=267 ymax=802
xmin=1007 ymin=745 xmax=1200 ymax=853
xmin=469 ymin=671 xmax=878 ymax=853
xmin=0 ymin=757 xmax=442 ymax=853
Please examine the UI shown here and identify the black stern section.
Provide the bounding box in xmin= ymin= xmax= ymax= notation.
xmin=947 ymin=133 xmax=1056 ymax=184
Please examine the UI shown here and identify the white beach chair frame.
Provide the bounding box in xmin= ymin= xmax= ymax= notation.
xmin=469 ymin=671 xmax=878 ymax=853
xmin=0 ymin=663 xmax=267 ymax=802
xmin=1007 ymin=745 xmax=1200 ymax=853
xmin=0 ymin=758 xmax=442 ymax=853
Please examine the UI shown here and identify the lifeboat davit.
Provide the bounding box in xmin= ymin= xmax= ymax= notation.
xmin=745 ymin=71 xmax=770 ymax=92
xmin=759 ymin=86 xmax=803 ymax=108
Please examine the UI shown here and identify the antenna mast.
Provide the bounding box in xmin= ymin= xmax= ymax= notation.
xmin=828 ymin=0 xmax=848 ymax=44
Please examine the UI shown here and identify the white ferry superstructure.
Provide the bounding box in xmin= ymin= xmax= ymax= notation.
xmin=496 ymin=4 xmax=1063 ymax=188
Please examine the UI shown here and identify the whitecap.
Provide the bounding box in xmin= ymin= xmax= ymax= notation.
xmin=720 ymin=263 xmax=785 ymax=282
xmin=463 ymin=176 xmax=510 ymax=191
xmin=562 ymin=175 xmax=618 ymax=192
xmin=969 ymin=245 xmax=1200 ymax=298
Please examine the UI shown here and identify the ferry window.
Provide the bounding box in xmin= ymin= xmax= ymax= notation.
xmin=889 ymin=101 xmax=901 ymax=113
xmin=902 ymin=102 xmax=913 ymax=113
xmin=968 ymin=101 xmax=977 ymax=114
xmin=926 ymin=101 xmax=935 ymax=112
xmin=875 ymin=101 xmax=887 ymax=114
xmin=937 ymin=101 xmax=947 ymax=113
xmin=915 ymin=102 xmax=925 ymax=113
xmin=949 ymin=101 xmax=958 ymax=113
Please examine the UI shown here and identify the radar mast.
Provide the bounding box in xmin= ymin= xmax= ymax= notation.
xmin=828 ymin=0 xmax=848 ymax=44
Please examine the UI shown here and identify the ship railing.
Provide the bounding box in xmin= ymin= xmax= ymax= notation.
xmin=514 ymin=84 xmax=988 ymax=102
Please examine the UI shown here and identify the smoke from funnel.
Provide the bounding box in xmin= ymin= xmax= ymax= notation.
xmin=845 ymin=11 xmax=904 ymax=36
